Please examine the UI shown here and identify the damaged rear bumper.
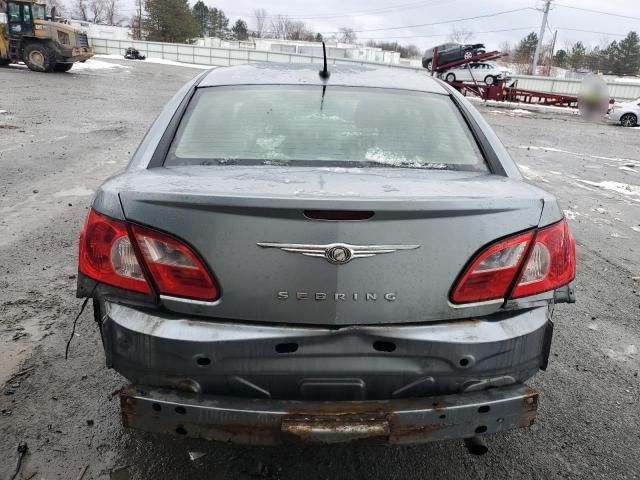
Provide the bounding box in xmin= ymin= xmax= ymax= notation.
xmin=120 ymin=383 xmax=538 ymax=445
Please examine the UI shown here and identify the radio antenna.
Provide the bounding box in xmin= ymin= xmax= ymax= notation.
xmin=319 ymin=42 xmax=330 ymax=80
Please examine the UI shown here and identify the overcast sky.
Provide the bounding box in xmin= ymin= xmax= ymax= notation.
xmin=121 ymin=0 xmax=640 ymax=51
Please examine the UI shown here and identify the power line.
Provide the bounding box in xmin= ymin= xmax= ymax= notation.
xmin=359 ymin=26 xmax=538 ymax=41
xmin=316 ymin=7 xmax=535 ymax=35
xmin=555 ymin=3 xmax=640 ymax=21
xmin=556 ymin=27 xmax=628 ymax=38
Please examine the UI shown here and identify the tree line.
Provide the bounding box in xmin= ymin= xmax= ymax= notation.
xmin=506 ymin=31 xmax=640 ymax=76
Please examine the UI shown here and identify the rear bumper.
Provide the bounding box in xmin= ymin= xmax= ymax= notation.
xmin=101 ymin=302 xmax=552 ymax=401
xmin=120 ymin=383 xmax=538 ymax=445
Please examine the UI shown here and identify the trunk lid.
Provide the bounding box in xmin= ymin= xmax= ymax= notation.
xmin=116 ymin=166 xmax=546 ymax=325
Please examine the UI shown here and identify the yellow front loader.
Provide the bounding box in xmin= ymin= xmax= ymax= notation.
xmin=1 ymin=0 xmax=94 ymax=72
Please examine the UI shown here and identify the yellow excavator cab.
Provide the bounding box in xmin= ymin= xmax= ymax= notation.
xmin=1 ymin=0 xmax=94 ymax=72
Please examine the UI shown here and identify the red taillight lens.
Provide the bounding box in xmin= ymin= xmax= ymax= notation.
xmin=451 ymin=219 xmax=576 ymax=304
xmin=451 ymin=231 xmax=534 ymax=304
xmin=131 ymin=225 xmax=219 ymax=301
xmin=511 ymin=219 xmax=575 ymax=299
xmin=79 ymin=209 xmax=219 ymax=301
xmin=79 ymin=209 xmax=151 ymax=294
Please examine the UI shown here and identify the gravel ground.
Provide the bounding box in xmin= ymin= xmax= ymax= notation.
xmin=1 ymin=59 xmax=639 ymax=480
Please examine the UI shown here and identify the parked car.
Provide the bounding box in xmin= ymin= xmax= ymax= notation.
xmin=77 ymin=63 xmax=576 ymax=450
xmin=422 ymin=42 xmax=486 ymax=70
xmin=607 ymin=98 xmax=640 ymax=127
xmin=443 ymin=62 xmax=513 ymax=85
xmin=124 ymin=47 xmax=146 ymax=60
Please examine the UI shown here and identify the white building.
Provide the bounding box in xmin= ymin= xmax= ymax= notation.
xmin=67 ymin=19 xmax=132 ymax=41
xmin=195 ymin=37 xmax=402 ymax=65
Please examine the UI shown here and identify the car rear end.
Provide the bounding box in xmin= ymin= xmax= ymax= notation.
xmin=77 ymin=65 xmax=576 ymax=447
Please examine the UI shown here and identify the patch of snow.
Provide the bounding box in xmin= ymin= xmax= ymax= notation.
xmin=563 ymin=209 xmax=579 ymax=220
xmin=632 ymin=226 xmax=640 ymax=233
xmin=619 ymin=166 xmax=638 ymax=173
xmin=53 ymin=187 xmax=94 ymax=197
xmin=519 ymin=145 xmax=640 ymax=167
xmin=71 ymin=59 xmax=128 ymax=71
xmin=95 ymin=54 xmax=213 ymax=70
xmin=364 ymin=147 xmax=447 ymax=169
xmin=517 ymin=164 xmax=549 ymax=182
xmin=577 ymin=180 xmax=640 ymax=202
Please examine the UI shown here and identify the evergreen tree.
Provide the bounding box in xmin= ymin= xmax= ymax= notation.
xmin=514 ymin=32 xmax=538 ymax=63
xmin=143 ymin=0 xmax=198 ymax=43
xmin=192 ymin=0 xmax=209 ymax=37
xmin=568 ymin=42 xmax=586 ymax=69
xmin=613 ymin=31 xmax=640 ymax=75
xmin=315 ymin=32 xmax=323 ymax=42
xmin=208 ymin=7 xmax=229 ymax=38
xmin=553 ymin=49 xmax=568 ymax=68
xmin=231 ymin=19 xmax=249 ymax=40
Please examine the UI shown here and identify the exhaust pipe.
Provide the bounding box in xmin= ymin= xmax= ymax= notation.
xmin=464 ymin=435 xmax=488 ymax=455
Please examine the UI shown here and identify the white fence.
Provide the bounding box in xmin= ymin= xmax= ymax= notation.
xmin=91 ymin=38 xmax=640 ymax=101
xmin=509 ymin=75 xmax=640 ymax=102
xmin=90 ymin=38 xmax=419 ymax=70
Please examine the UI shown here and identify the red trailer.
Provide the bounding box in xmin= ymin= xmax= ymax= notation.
xmin=428 ymin=47 xmax=580 ymax=109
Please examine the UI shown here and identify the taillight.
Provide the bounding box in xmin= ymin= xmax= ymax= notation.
xmin=451 ymin=231 xmax=534 ymax=304
xmin=78 ymin=209 xmax=219 ymax=301
xmin=511 ymin=219 xmax=575 ymax=299
xmin=79 ymin=209 xmax=151 ymax=294
xmin=451 ymin=218 xmax=576 ymax=304
xmin=131 ymin=225 xmax=219 ymax=301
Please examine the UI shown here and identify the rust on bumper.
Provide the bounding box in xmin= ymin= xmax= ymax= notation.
xmin=120 ymin=383 xmax=538 ymax=446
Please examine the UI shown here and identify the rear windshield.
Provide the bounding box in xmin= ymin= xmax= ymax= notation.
xmin=166 ymin=85 xmax=487 ymax=171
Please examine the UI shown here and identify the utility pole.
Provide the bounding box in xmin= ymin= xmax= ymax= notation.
xmin=531 ymin=0 xmax=552 ymax=75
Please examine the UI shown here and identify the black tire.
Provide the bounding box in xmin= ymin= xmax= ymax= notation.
xmin=463 ymin=50 xmax=474 ymax=60
xmin=445 ymin=72 xmax=456 ymax=83
xmin=54 ymin=63 xmax=73 ymax=72
xmin=484 ymin=75 xmax=496 ymax=86
xmin=425 ymin=60 xmax=433 ymax=71
xmin=620 ymin=113 xmax=638 ymax=127
xmin=23 ymin=43 xmax=55 ymax=72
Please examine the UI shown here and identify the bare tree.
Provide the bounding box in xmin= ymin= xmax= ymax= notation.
xmin=449 ymin=26 xmax=472 ymax=43
xmin=87 ymin=0 xmax=106 ymax=23
xmin=46 ymin=0 xmax=66 ymax=17
xmin=72 ymin=0 xmax=89 ymax=21
xmin=498 ymin=40 xmax=512 ymax=58
xmin=338 ymin=27 xmax=356 ymax=44
xmin=103 ymin=0 xmax=123 ymax=25
xmin=253 ymin=8 xmax=268 ymax=38
xmin=130 ymin=0 xmax=143 ymax=39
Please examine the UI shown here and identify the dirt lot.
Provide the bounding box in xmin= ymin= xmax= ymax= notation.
xmin=1 ymin=59 xmax=639 ymax=480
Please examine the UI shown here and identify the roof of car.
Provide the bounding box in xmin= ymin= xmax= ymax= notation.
xmin=197 ymin=63 xmax=449 ymax=94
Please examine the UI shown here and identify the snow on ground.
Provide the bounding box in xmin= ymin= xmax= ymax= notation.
xmin=95 ymin=54 xmax=213 ymax=70
xmin=71 ymin=59 xmax=128 ymax=71
xmin=467 ymin=96 xmax=580 ymax=115
xmin=576 ymin=180 xmax=640 ymax=202
xmin=518 ymin=145 xmax=640 ymax=167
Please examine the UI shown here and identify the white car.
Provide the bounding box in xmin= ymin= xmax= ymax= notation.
xmin=607 ymin=98 xmax=640 ymax=127
xmin=442 ymin=62 xmax=513 ymax=86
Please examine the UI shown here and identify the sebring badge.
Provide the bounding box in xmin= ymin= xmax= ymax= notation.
xmin=256 ymin=242 xmax=420 ymax=265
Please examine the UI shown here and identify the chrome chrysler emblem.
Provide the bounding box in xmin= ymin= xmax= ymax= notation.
xmin=256 ymin=242 xmax=420 ymax=265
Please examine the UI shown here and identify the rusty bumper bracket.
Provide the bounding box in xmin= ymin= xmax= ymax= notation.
xmin=120 ymin=384 xmax=538 ymax=446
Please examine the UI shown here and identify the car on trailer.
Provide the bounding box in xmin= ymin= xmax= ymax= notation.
xmin=443 ymin=62 xmax=513 ymax=86
xmin=422 ymin=42 xmax=486 ymax=71
xmin=77 ymin=60 xmax=576 ymax=452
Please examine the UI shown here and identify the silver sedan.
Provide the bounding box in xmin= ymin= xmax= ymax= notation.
xmin=76 ymin=63 xmax=576 ymax=449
